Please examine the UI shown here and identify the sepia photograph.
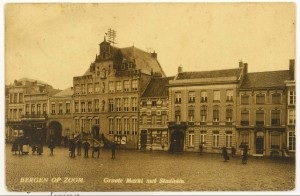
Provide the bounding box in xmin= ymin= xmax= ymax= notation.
xmin=2 ymin=2 xmax=297 ymax=195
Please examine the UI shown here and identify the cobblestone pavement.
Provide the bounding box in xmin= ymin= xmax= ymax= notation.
xmin=5 ymin=144 xmax=295 ymax=192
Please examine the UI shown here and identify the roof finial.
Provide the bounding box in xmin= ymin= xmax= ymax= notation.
xmin=104 ymin=36 xmax=106 ymax=42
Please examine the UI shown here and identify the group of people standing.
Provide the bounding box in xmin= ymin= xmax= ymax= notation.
xmin=221 ymin=145 xmax=248 ymax=164
xmin=11 ymin=136 xmax=45 ymax=155
xmin=68 ymin=139 xmax=117 ymax=159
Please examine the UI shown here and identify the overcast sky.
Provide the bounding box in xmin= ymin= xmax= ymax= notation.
xmin=5 ymin=3 xmax=295 ymax=90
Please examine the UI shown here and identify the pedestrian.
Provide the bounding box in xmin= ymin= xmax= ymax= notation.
xmin=222 ymin=146 xmax=229 ymax=162
xmin=69 ymin=139 xmax=76 ymax=158
xmin=83 ymin=140 xmax=90 ymax=158
xmin=231 ymin=146 xmax=236 ymax=157
xmin=242 ymin=145 xmax=248 ymax=164
xmin=37 ymin=137 xmax=43 ymax=155
xmin=31 ymin=145 xmax=37 ymax=154
xmin=77 ymin=139 xmax=82 ymax=156
xmin=18 ymin=137 xmax=23 ymax=155
xmin=11 ymin=138 xmax=19 ymax=155
xmin=111 ymin=142 xmax=116 ymax=159
xmin=92 ymin=144 xmax=100 ymax=158
xmin=48 ymin=138 xmax=55 ymax=156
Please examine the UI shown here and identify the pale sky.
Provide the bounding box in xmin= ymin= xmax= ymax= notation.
xmin=5 ymin=3 xmax=295 ymax=90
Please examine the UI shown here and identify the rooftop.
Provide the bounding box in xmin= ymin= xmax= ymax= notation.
xmin=176 ymin=68 xmax=242 ymax=80
xmin=52 ymin=87 xmax=73 ymax=97
xmin=142 ymin=76 xmax=174 ymax=98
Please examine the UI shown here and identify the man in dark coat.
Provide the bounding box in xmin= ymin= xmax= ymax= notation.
xmin=231 ymin=146 xmax=236 ymax=157
xmin=83 ymin=140 xmax=90 ymax=158
xmin=92 ymin=144 xmax=100 ymax=158
xmin=12 ymin=138 xmax=19 ymax=155
xmin=37 ymin=137 xmax=43 ymax=155
xmin=222 ymin=146 xmax=229 ymax=161
xmin=77 ymin=139 xmax=82 ymax=156
xmin=242 ymin=145 xmax=248 ymax=164
xmin=111 ymin=142 xmax=116 ymax=159
xmin=48 ymin=138 xmax=55 ymax=156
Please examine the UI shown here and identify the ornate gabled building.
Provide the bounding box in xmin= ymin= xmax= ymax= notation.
xmin=139 ymin=76 xmax=174 ymax=151
xmin=167 ymin=63 xmax=247 ymax=153
xmin=72 ymin=38 xmax=165 ymax=148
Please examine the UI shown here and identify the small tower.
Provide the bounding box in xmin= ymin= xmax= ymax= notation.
xmin=99 ymin=36 xmax=111 ymax=59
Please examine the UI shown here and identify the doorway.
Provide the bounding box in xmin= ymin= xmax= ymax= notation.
xmin=170 ymin=130 xmax=184 ymax=152
xmin=256 ymin=131 xmax=264 ymax=154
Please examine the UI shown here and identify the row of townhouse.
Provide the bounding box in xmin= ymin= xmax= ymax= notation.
xmin=5 ymin=37 xmax=296 ymax=156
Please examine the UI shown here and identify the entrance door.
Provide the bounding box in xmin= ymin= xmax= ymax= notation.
xmin=171 ymin=130 xmax=184 ymax=152
xmin=256 ymin=132 xmax=264 ymax=154
xmin=93 ymin=126 xmax=100 ymax=139
xmin=140 ymin=130 xmax=147 ymax=149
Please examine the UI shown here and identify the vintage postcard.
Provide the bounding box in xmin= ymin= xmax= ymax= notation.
xmin=3 ymin=2 xmax=297 ymax=195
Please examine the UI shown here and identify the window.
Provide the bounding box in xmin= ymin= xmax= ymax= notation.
xmin=75 ymin=85 xmax=80 ymax=94
xmin=58 ymin=103 xmax=63 ymax=114
xmin=200 ymin=131 xmax=206 ymax=146
xmin=272 ymin=93 xmax=281 ymax=104
xmin=226 ymin=90 xmax=233 ymax=102
xmin=132 ymin=118 xmax=138 ymax=135
xmin=87 ymin=119 xmax=92 ymax=132
xmin=142 ymin=115 xmax=147 ymax=125
xmin=94 ymin=99 xmax=99 ymax=112
xmin=88 ymin=83 xmax=93 ymax=94
xmin=175 ymin=92 xmax=181 ymax=103
xmin=271 ymin=110 xmax=280 ymax=126
xmin=81 ymin=119 xmax=85 ymax=132
xmin=213 ymin=131 xmax=219 ymax=147
xmin=241 ymin=110 xmax=249 ymax=126
xmin=43 ymin=103 xmax=47 ymax=114
xmin=142 ymin=101 xmax=147 ymax=106
xmin=81 ymin=84 xmax=86 ymax=94
xmin=109 ymin=99 xmax=114 ymax=112
xmin=116 ymin=98 xmax=121 ymax=111
xmin=188 ymin=131 xmax=194 ymax=147
xmin=88 ymin=101 xmax=92 ymax=112
xmin=25 ymin=104 xmax=29 ymax=115
xmin=124 ymin=118 xmax=130 ymax=135
xmin=188 ymin=91 xmax=195 ymax=103
xmin=123 ymin=80 xmax=130 ymax=91
xmin=256 ymin=94 xmax=265 ymax=104
xmin=51 ymin=104 xmax=55 ymax=114
xmin=19 ymin=93 xmax=23 ymax=103
xmin=241 ymin=95 xmax=249 ymax=105
xmin=256 ymin=110 xmax=264 ymax=125
xmin=226 ymin=109 xmax=233 ymax=123
xmin=75 ymin=102 xmax=79 ymax=113
xmin=270 ymin=134 xmax=280 ymax=149
xmin=213 ymin=107 xmax=219 ymax=123
xmin=201 ymin=106 xmax=207 ymax=122
xmin=152 ymin=116 xmax=156 ymax=125
xmin=94 ymin=83 xmax=100 ymax=93
xmin=188 ymin=109 xmax=194 ymax=122
xmin=175 ymin=109 xmax=180 ymax=123
xmin=116 ymin=81 xmax=122 ymax=92
xmin=9 ymin=94 xmax=13 ymax=103
xmin=162 ymin=115 xmax=167 ymax=125
xmin=123 ymin=98 xmax=129 ymax=111
xmin=18 ymin=109 xmax=22 ymax=119
xmin=213 ymin=91 xmax=220 ymax=102
xmin=288 ymin=130 xmax=295 ymax=151
xmin=81 ymin=102 xmax=86 ymax=113
xmin=152 ymin=101 xmax=157 ymax=106
xmin=109 ymin=81 xmax=115 ymax=92
xmin=95 ymin=119 xmax=99 ymax=125
xmin=31 ymin=104 xmax=35 ymax=115
xmin=240 ymin=131 xmax=249 ymax=147
xmin=288 ymin=109 xmax=295 ymax=124
xmin=132 ymin=80 xmax=138 ymax=91
xmin=14 ymin=93 xmax=17 ymax=103
xmin=37 ymin=104 xmax=41 ymax=115
xmin=132 ymin=97 xmax=137 ymax=111
xmin=66 ymin=103 xmax=70 ymax=114
xmin=201 ymin=91 xmax=207 ymax=102
xmin=116 ymin=118 xmax=122 ymax=134
xmin=225 ymin=131 xmax=232 ymax=147
xmin=109 ymin=118 xmax=114 ymax=134
xmin=289 ymin=91 xmax=296 ymax=105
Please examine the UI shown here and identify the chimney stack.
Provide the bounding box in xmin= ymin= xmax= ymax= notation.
xmin=151 ymin=51 xmax=157 ymax=59
xmin=289 ymin=59 xmax=295 ymax=80
xmin=239 ymin=60 xmax=243 ymax=68
xmin=178 ymin=65 xmax=183 ymax=73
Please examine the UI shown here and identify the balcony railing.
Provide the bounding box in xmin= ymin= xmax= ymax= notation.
xmin=256 ymin=121 xmax=264 ymax=126
xmin=271 ymin=119 xmax=280 ymax=126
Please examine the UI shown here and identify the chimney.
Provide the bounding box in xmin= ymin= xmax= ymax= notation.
xmin=243 ymin=63 xmax=248 ymax=74
xmin=178 ymin=65 xmax=183 ymax=73
xmin=151 ymin=51 xmax=157 ymax=59
xmin=289 ymin=59 xmax=295 ymax=80
xmin=239 ymin=60 xmax=243 ymax=68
